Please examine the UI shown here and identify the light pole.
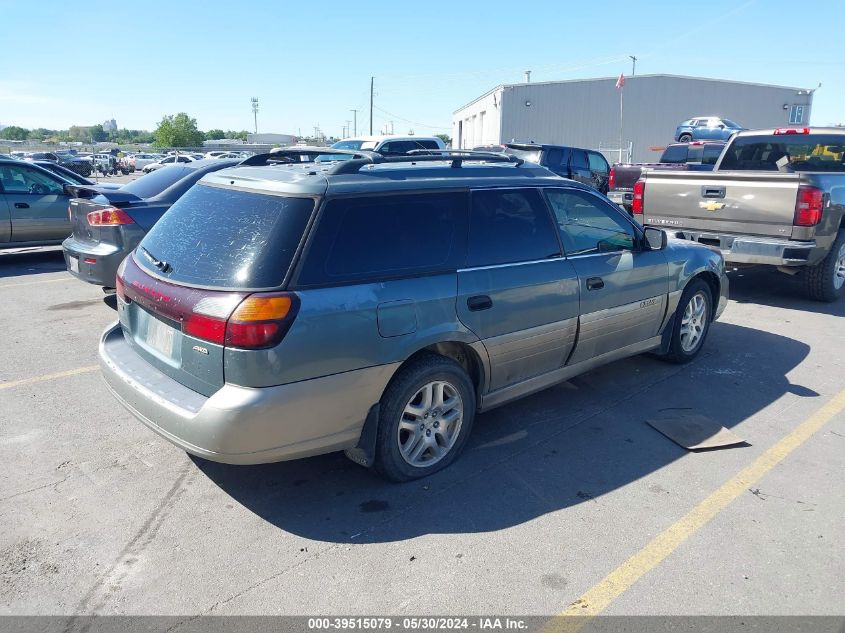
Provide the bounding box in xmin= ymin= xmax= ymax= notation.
xmin=350 ymin=109 xmax=358 ymax=136
xmin=251 ymin=97 xmax=259 ymax=134
xmin=629 ymin=56 xmax=637 ymax=76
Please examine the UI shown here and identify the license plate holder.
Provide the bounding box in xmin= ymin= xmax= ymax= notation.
xmin=144 ymin=313 xmax=176 ymax=357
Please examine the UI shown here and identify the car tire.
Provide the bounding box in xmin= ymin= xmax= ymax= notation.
xmin=805 ymin=229 xmax=845 ymax=302
xmin=678 ymin=133 xmax=693 ymax=143
xmin=373 ymin=352 xmax=476 ymax=482
xmin=662 ymin=279 xmax=713 ymax=364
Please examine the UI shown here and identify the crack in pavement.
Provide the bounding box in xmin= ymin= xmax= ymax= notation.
xmin=64 ymin=463 xmax=194 ymax=628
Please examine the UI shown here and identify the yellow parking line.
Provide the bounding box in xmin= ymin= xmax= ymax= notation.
xmin=0 ymin=277 xmax=69 ymax=290
xmin=0 ymin=365 xmax=99 ymax=391
xmin=544 ymin=387 xmax=845 ymax=633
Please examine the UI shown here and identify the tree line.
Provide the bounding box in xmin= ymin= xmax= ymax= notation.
xmin=1 ymin=113 xmax=250 ymax=148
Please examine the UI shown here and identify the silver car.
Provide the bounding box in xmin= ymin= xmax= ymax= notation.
xmin=99 ymin=150 xmax=728 ymax=481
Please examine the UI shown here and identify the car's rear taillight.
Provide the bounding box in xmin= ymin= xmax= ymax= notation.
xmin=608 ymin=166 xmax=616 ymax=190
xmin=87 ymin=207 xmax=135 ymax=226
xmin=632 ymin=179 xmax=645 ymax=217
xmin=794 ymin=186 xmax=823 ymax=226
xmin=183 ymin=292 xmax=299 ymax=350
xmin=115 ymin=256 xmax=128 ymax=301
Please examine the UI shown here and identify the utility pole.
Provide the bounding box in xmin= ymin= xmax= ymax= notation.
xmin=369 ymin=76 xmax=374 ymax=135
xmin=251 ymin=97 xmax=259 ymax=134
xmin=629 ymin=56 xmax=637 ymax=76
xmin=350 ymin=109 xmax=358 ymax=136
xmin=345 ymin=120 xmax=352 ymax=139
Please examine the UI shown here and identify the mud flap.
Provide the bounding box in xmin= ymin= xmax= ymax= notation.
xmin=343 ymin=403 xmax=380 ymax=468
xmin=657 ymin=313 xmax=676 ymax=355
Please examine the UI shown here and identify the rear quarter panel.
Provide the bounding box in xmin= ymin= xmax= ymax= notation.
xmin=224 ymin=274 xmax=479 ymax=388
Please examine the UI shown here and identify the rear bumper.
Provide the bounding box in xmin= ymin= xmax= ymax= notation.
xmin=62 ymin=237 xmax=126 ymax=287
xmin=99 ymin=323 xmax=398 ymax=465
xmin=669 ymin=232 xmax=817 ymax=267
xmin=607 ymin=190 xmax=633 ymax=210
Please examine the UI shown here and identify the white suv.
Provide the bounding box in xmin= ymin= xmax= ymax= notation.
xmin=331 ymin=135 xmax=446 ymax=155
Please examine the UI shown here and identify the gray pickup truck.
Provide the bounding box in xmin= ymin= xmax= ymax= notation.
xmin=635 ymin=128 xmax=845 ymax=301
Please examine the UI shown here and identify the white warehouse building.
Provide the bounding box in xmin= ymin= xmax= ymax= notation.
xmin=452 ymin=74 xmax=815 ymax=162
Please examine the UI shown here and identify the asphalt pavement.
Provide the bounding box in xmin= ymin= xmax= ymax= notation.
xmin=1 ymin=251 xmax=843 ymax=618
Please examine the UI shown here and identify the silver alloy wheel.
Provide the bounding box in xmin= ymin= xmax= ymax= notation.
xmin=680 ymin=291 xmax=708 ymax=353
xmin=834 ymin=243 xmax=845 ymax=291
xmin=398 ymin=380 xmax=464 ymax=468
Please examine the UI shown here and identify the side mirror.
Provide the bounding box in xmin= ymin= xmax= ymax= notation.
xmin=644 ymin=227 xmax=667 ymax=250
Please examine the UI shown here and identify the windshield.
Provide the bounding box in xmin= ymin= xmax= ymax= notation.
xmin=120 ymin=165 xmax=193 ymax=198
xmin=503 ymin=146 xmax=542 ymax=163
xmin=719 ymin=134 xmax=845 ymax=172
xmin=137 ymin=184 xmax=315 ymax=289
xmin=332 ymin=140 xmax=364 ymax=150
xmin=721 ymin=120 xmax=741 ymax=128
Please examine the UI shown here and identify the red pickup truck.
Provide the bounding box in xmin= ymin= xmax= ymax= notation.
xmin=608 ymin=141 xmax=725 ymax=211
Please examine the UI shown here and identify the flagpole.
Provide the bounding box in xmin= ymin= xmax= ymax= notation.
xmin=619 ymin=82 xmax=624 ymax=163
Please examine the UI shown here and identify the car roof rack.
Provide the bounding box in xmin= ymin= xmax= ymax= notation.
xmin=327 ymin=149 xmax=524 ymax=175
xmin=239 ymin=148 xmax=378 ymax=167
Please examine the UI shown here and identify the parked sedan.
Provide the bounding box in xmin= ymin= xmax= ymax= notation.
xmin=1 ymin=158 xmax=79 ymax=247
xmin=62 ymin=159 xmax=241 ymax=288
xmin=142 ymin=155 xmax=195 ymax=173
xmin=674 ymin=117 xmax=745 ymax=142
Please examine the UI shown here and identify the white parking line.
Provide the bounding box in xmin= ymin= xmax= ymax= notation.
xmin=0 ymin=277 xmax=69 ymax=290
xmin=0 ymin=365 xmax=99 ymax=391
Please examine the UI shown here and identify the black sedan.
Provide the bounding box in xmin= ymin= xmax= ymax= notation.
xmin=62 ymin=159 xmax=241 ymax=289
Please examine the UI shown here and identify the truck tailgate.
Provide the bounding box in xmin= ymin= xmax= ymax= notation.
xmin=642 ymin=171 xmax=799 ymax=238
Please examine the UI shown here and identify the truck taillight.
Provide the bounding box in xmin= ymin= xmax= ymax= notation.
xmin=794 ymin=186 xmax=823 ymax=226
xmin=632 ymin=180 xmax=645 ymax=217
xmin=608 ymin=166 xmax=616 ymax=190
xmin=87 ymin=207 xmax=135 ymax=226
xmin=773 ymin=127 xmax=810 ymax=135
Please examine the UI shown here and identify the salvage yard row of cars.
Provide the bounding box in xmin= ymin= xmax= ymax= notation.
xmin=1 ymin=128 xmax=843 ymax=481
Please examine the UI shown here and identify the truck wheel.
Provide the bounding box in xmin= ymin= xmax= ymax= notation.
xmin=373 ymin=353 xmax=476 ymax=482
xmin=663 ymin=279 xmax=713 ymax=364
xmin=678 ymin=133 xmax=692 ymax=143
xmin=805 ymin=230 xmax=845 ymax=302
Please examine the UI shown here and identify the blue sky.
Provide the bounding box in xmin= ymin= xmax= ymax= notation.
xmin=0 ymin=0 xmax=842 ymax=136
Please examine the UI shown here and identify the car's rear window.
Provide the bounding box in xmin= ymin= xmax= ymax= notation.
xmin=121 ymin=166 xmax=193 ymax=198
xmin=503 ymin=146 xmax=542 ymax=163
xmin=719 ymin=135 xmax=845 ymax=172
xmin=136 ymin=184 xmax=314 ymax=289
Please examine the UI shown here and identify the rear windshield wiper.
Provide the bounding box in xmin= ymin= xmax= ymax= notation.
xmin=139 ymin=246 xmax=172 ymax=274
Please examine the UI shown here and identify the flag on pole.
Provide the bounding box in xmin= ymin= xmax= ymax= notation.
xmin=616 ymin=73 xmax=625 ymax=90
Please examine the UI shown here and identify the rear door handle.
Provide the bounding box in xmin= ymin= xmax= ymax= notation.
xmin=14 ymin=202 xmax=29 ymax=209
xmin=586 ymin=277 xmax=605 ymax=291
xmin=467 ymin=295 xmax=493 ymax=311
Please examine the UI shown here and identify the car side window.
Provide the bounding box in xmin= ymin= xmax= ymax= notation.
xmin=703 ymin=145 xmax=723 ymax=165
xmin=570 ymin=150 xmax=589 ymax=171
xmin=662 ymin=145 xmax=689 ymax=163
xmin=466 ymin=188 xmax=561 ymax=267
xmin=544 ymin=149 xmax=564 ymax=167
xmin=545 ymin=188 xmax=635 ymax=256
xmin=297 ymin=192 xmax=468 ymax=286
xmin=587 ymin=152 xmax=608 ymax=174
xmin=0 ymin=165 xmax=64 ymax=195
